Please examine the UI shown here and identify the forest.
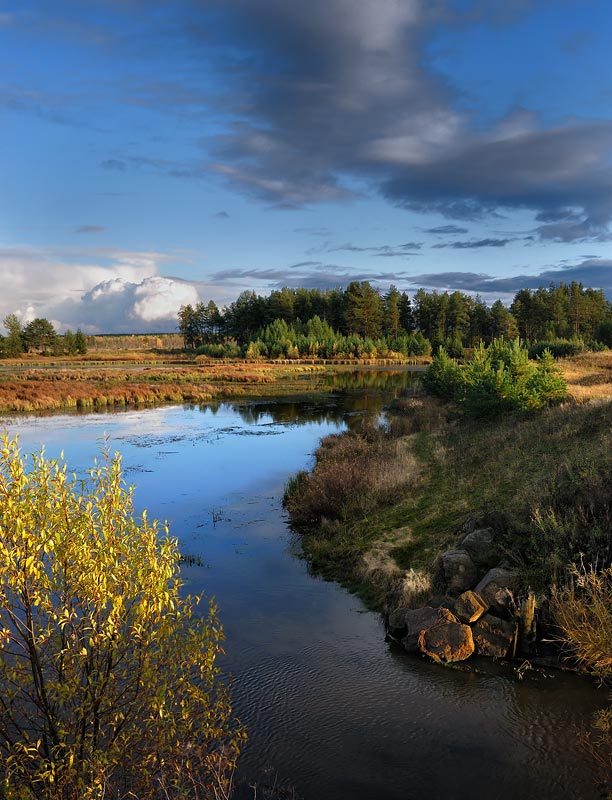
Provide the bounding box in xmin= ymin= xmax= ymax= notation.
xmin=178 ymin=281 xmax=612 ymax=360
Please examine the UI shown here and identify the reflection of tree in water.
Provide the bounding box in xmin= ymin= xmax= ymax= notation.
xmin=323 ymin=369 xmax=422 ymax=394
xmin=197 ymin=370 xmax=423 ymax=433
xmin=227 ymin=399 xmax=345 ymax=427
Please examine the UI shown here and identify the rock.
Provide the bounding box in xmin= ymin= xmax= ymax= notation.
xmin=440 ymin=549 xmax=477 ymax=595
xmin=454 ymin=590 xmax=488 ymax=624
xmin=474 ymin=567 xmax=518 ymax=617
xmin=418 ymin=610 xmax=475 ymax=662
xmin=458 ymin=527 xmax=499 ymax=570
xmin=472 ymin=613 xmax=517 ymax=658
xmin=387 ymin=607 xmax=410 ymax=637
xmin=398 ymin=607 xmax=441 ymax=653
xmin=426 ymin=595 xmax=456 ymax=612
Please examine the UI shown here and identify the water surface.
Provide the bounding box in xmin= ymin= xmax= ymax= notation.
xmin=2 ymin=375 xmax=606 ymax=800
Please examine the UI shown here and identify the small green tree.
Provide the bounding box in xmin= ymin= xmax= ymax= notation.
xmin=63 ymin=329 xmax=77 ymax=355
xmin=3 ymin=314 xmax=24 ymax=357
xmin=22 ymin=318 xmax=57 ymax=354
xmin=421 ymin=347 xmax=462 ymax=400
xmin=74 ymin=329 xmax=88 ymax=355
xmin=0 ymin=435 xmax=243 ymax=799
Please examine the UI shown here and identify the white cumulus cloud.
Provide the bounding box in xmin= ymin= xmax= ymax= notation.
xmin=132 ymin=277 xmax=199 ymax=322
xmin=0 ymin=245 xmax=202 ymax=333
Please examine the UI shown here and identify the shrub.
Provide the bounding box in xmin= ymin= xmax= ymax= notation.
xmin=424 ymin=339 xmax=568 ymax=416
xmin=421 ymin=347 xmax=463 ymax=401
xmin=528 ymin=338 xmax=585 ymax=359
xmin=196 ymin=341 xmax=241 ymax=358
xmin=0 ymin=435 xmax=243 ymax=799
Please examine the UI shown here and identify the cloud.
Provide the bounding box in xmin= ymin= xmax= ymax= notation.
xmin=209 ymin=263 xmax=410 ymax=292
xmin=293 ymin=227 xmax=334 ymax=237
xmin=0 ymin=85 xmax=74 ymax=126
xmin=12 ymin=2 xmax=612 ymax=238
xmin=322 ymin=241 xmax=422 ymax=257
xmin=214 ymin=211 xmax=229 ymax=219
xmin=432 ymin=238 xmax=512 ymax=249
xmin=407 ymin=259 xmax=612 ymax=298
xmin=0 ymin=245 xmax=200 ymax=333
xmin=177 ymin=3 xmax=612 ymax=237
xmin=534 ymin=208 xmax=581 ymax=223
xmin=75 ymin=276 xmax=199 ymax=331
xmin=75 ymin=225 xmax=106 ymax=234
xmin=423 ymin=224 xmax=470 ymax=235
xmin=101 ymin=159 xmax=126 ymax=171
xmin=383 ymin=121 xmax=612 ymax=238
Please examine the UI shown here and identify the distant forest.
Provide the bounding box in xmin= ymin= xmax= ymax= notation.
xmin=178 ymin=281 xmax=612 ymax=360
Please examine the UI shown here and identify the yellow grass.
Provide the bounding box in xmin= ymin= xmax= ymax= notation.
xmin=561 ymin=351 xmax=612 ymax=401
xmin=0 ymin=360 xmax=330 ymax=413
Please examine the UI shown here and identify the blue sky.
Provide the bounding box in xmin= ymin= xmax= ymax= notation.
xmin=1 ymin=0 xmax=611 ymax=333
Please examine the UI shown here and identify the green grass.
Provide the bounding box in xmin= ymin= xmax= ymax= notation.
xmin=289 ymin=394 xmax=612 ymax=610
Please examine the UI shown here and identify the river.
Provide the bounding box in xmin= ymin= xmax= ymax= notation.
xmin=1 ymin=371 xmax=606 ymax=800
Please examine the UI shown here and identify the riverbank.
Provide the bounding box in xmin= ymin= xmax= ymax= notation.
xmin=284 ymin=352 xmax=612 ymax=612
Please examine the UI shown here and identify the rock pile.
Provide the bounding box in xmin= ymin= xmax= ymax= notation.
xmin=387 ymin=519 xmax=536 ymax=663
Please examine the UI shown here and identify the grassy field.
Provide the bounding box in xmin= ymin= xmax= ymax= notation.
xmin=285 ymin=351 xmax=612 ymax=610
xmin=0 ymin=357 xmax=334 ymax=413
xmin=0 ymin=351 xmax=429 ymax=414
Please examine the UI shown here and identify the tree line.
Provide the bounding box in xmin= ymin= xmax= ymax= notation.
xmin=0 ymin=315 xmax=87 ymax=357
xmin=178 ymin=281 xmax=612 ymax=359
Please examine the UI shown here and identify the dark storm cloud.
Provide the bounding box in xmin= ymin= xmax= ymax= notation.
xmin=164 ymin=1 xmax=612 ymax=238
xmin=190 ymin=0 xmax=458 ymax=205
xmin=383 ymin=122 xmax=612 ymax=238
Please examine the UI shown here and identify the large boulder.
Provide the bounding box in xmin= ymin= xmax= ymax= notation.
xmin=458 ymin=527 xmax=499 ymax=570
xmin=472 ymin=613 xmax=517 ymax=658
xmin=397 ymin=607 xmax=441 ymax=653
xmin=439 ymin=549 xmax=477 ymax=595
xmin=418 ymin=609 xmax=475 ymax=662
xmin=454 ymin=590 xmax=488 ymax=624
xmin=387 ymin=607 xmax=411 ymax=638
xmin=474 ymin=567 xmax=518 ymax=617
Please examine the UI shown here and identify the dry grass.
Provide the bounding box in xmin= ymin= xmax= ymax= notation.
xmin=0 ymin=362 xmax=327 ymax=413
xmin=561 ymin=351 xmax=612 ymax=401
xmin=552 ymin=564 xmax=612 ymax=675
xmin=284 ymin=431 xmax=420 ymax=530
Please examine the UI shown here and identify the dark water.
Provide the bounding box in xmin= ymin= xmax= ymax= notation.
xmin=1 ymin=371 xmax=606 ymax=800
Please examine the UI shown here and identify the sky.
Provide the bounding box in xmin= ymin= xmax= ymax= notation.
xmin=0 ymin=0 xmax=611 ymax=333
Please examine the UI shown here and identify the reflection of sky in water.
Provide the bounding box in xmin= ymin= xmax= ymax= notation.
xmin=1 ymin=397 xmax=607 ymax=800
xmin=1 ymin=405 xmax=341 ymax=514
